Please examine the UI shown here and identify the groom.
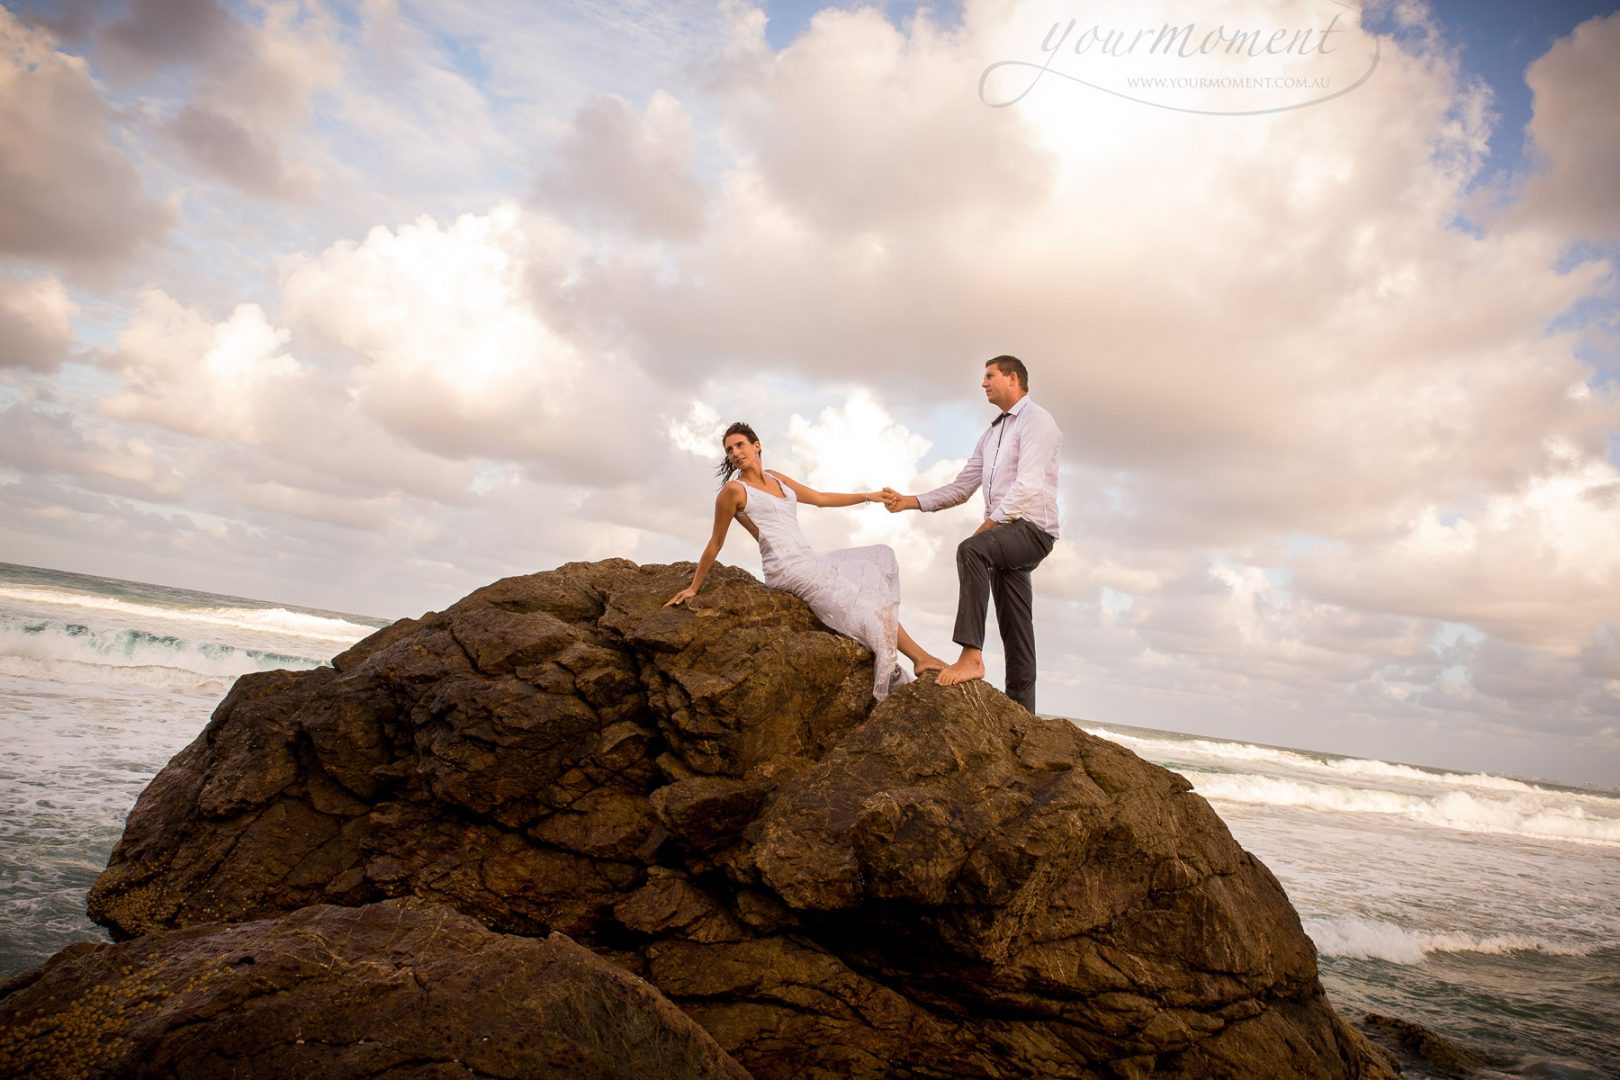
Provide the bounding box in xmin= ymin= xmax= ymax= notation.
xmin=883 ymin=355 xmax=1061 ymax=712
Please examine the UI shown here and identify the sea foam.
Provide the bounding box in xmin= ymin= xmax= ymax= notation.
xmin=1181 ymin=769 xmax=1620 ymax=847
xmin=1303 ymin=914 xmax=1598 ymax=965
xmin=0 ymin=583 xmax=382 ymax=645
xmin=1076 ymin=724 xmax=1620 ymax=848
xmin=1082 ymin=723 xmax=1554 ymax=797
xmin=0 ymin=616 xmax=328 ymax=690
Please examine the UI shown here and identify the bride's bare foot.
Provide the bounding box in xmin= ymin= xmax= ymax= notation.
xmin=897 ymin=624 xmax=945 ymax=678
xmin=936 ymin=649 xmax=985 ymax=687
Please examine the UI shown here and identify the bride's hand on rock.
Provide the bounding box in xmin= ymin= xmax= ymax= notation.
xmin=665 ymin=586 xmax=699 ymax=607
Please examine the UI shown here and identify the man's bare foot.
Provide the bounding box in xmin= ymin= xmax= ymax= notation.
xmin=913 ymin=653 xmax=946 ymax=677
xmin=936 ymin=651 xmax=986 ymax=687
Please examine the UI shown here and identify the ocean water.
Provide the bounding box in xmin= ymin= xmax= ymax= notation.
xmin=1081 ymin=723 xmax=1620 ymax=1078
xmin=0 ymin=562 xmax=389 ymax=979
xmin=1 ymin=563 xmax=1615 ymax=1076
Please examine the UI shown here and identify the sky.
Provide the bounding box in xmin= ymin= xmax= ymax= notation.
xmin=1 ymin=0 xmax=1618 ymax=786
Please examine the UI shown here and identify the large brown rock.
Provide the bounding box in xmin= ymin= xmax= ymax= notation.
xmin=83 ymin=559 xmax=1394 ymax=1078
xmin=0 ymin=898 xmax=748 ymax=1080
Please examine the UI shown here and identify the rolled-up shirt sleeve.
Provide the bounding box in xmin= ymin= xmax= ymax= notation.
xmin=988 ymin=409 xmax=1061 ymax=524
xmin=916 ymin=437 xmax=985 ymax=512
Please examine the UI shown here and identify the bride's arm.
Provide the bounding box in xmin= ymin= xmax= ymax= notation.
xmin=770 ymin=471 xmax=883 ymax=509
xmin=666 ymin=483 xmax=746 ymax=606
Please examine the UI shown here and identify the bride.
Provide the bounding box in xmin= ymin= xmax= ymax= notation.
xmin=666 ymin=421 xmax=944 ymax=698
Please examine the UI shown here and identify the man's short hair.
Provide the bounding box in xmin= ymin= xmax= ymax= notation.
xmin=986 ymin=354 xmax=1028 ymax=392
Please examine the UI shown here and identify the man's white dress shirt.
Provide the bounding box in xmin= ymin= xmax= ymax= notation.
xmin=916 ymin=395 xmax=1062 ymax=539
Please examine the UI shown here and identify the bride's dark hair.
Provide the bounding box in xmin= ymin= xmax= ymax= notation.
xmin=716 ymin=421 xmax=760 ymax=487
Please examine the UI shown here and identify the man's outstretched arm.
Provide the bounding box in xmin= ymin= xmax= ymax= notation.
xmin=884 ymin=443 xmax=986 ymax=514
xmin=883 ymin=489 xmax=998 ymax=535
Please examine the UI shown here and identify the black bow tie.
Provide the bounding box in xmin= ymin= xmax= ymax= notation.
xmin=992 ymin=411 xmax=1012 ymax=425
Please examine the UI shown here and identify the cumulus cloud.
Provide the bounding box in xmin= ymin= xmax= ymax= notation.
xmin=609 ymin=0 xmax=1511 ymax=400
xmin=1517 ymin=12 xmax=1620 ymax=241
xmin=734 ymin=6 xmax=1057 ymax=231
xmin=101 ymin=289 xmax=306 ymax=442
xmin=1294 ymin=460 xmax=1620 ymax=654
xmin=0 ymin=10 xmax=174 ymax=269
xmin=282 ymin=202 xmax=660 ymax=480
xmin=93 ymin=288 xmax=480 ymax=512
xmin=781 ymin=390 xmax=964 ymax=564
xmin=536 ymin=92 xmax=706 ymax=238
xmin=0 ymin=275 xmax=76 ymax=371
xmin=667 ymin=401 xmax=725 ymax=458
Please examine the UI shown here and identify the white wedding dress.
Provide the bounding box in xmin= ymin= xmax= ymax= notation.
xmin=738 ymin=474 xmax=910 ymax=699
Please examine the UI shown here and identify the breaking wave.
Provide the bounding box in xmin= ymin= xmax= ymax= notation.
xmin=0 ymin=583 xmax=383 ymax=646
xmin=1078 ymin=724 xmax=1620 ymax=848
xmin=1304 ymin=915 xmax=1600 ymax=965
xmin=0 ymin=615 xmax=329 ymax=691
xmin=1179 ymin=769 xmax=1620 ymax=847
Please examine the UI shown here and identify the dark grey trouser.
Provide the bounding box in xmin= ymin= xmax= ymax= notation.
xmin=951 ymin=519 xmax=1056 ymax=712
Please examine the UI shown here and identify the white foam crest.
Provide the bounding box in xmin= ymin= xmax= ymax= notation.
xmin=1083 ymin=724 xmax=1362 ymax=776
xmin=0 ymin=583 xmax=380 ymax=645
xmin=188 ymin=604 xmax=377 ymax=642
xmin=0 ymin=618 xmax=325 ymax=687
xmin=1081 ymin=724 xmax=1575 ymax=799
xmin=1184 ymin=771 xmax=1620 ymax=847
xmin=0 ymin=655 xmax=243 ymax=694
xmin=1303 ymin=915 xmax=1601 ymax=965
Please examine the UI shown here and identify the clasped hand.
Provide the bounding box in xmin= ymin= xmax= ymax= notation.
xmin=879 ymin=487 xmax=916 ymax=513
